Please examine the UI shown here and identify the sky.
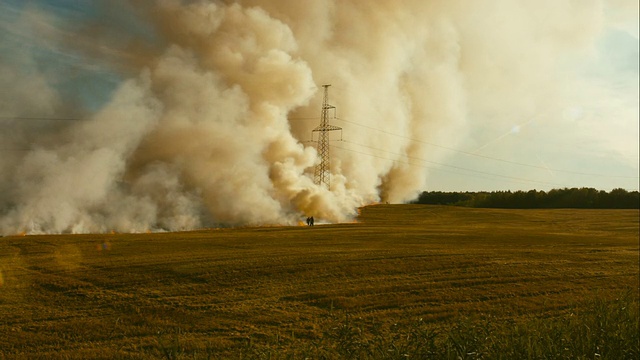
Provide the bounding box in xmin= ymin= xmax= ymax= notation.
xmin=0 ymin=0 xmax=638 ymax=233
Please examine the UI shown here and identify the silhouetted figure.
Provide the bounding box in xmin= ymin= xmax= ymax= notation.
xmin=310 ymin=216 xmax=314 ymax=226
xmin=306 ymin=217 xmax=311 ymax=226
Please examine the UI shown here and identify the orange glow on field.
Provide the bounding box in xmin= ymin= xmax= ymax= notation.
xmin=96 ymin=242 xmax=112 ymax=252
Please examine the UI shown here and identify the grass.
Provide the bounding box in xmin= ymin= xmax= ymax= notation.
xmin=0 ymin=205 xmax=638 ymax=359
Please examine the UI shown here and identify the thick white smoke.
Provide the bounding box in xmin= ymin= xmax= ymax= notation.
xmin=0 ymin=0 xmax=625 ymax=234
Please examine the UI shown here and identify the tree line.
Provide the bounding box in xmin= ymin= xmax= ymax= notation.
xmin=411 ymin=188 xmax=639 ymax=209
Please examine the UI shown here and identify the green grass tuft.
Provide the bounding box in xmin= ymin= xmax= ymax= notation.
xmin=237 ymin=290 xmax=639 ymax=359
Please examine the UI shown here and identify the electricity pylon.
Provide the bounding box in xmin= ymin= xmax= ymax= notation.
xmin=312 ymin=85 xmax=342 ymax=189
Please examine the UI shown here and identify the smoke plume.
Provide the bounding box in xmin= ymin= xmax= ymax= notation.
xmin=0 ymin=0 xmax=622 ymax=233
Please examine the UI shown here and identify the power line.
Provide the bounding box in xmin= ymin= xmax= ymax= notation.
xmin=330 ymin=142 xmax=499 ymax=184
xmin=331 ymin=117 xmax=638 ymax=179
xmin=331 ymin=143 xmax=563 ymax=188
xmin=0 ymin=116 xmax=83 ymax=121
xmin=333 ymin=140 xmax=569 ymax=188
xmin=289 ymin=117 xmax=319 ymax=121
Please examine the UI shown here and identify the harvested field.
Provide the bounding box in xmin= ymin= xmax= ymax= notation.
xmin=0 ymin=205 xmax=638 ymax=358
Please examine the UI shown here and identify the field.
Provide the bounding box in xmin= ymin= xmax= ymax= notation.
xmin=0 ymin=205 xmax=638 ymax=359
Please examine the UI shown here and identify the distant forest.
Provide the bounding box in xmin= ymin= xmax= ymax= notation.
xmin=412 ymin=188 xmax=640 ymax=209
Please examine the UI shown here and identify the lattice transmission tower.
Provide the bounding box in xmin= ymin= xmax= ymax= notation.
xmin=312 ymin=85 xmax=342 ymax=189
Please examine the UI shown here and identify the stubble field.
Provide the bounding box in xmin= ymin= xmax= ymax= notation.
xmin=0 ymin=205 xmax=638 ymax=359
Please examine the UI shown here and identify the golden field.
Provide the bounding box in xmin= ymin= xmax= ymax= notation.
xmin=0 ymin=205 xmax=638 ymax=359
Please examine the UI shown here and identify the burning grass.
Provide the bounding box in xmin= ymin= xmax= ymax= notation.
xmin=0 ymin=205 xmax=638 ymax=358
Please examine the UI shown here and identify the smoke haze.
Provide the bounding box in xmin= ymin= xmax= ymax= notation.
xmin=0 ymin=0 xmax=637 ymax=234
